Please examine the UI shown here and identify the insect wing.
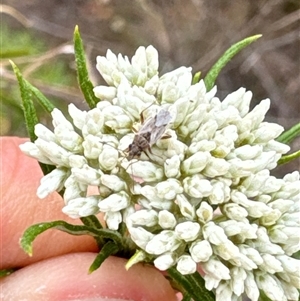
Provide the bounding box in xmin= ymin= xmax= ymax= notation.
xmin=149 ymin=126 xmax=166 ymax=145
xmin=154 ymin=109 xmax=172 ymax=127
xmin=138 ymin=117 xmax=156 ymax=135
xmin=149 ymin=110 xmax=172 ymax=145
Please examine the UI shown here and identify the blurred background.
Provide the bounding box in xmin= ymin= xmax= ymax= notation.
xmin=1 ymin=0 xmax=299 ymax=175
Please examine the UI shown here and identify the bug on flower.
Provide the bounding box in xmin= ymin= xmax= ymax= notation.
xmin=126 ymin=108 xmax=172 ymax=160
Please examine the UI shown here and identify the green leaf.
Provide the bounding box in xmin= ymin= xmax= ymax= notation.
xmin=278 ymin=150 xmax=300 ymax=165
xmin=186 ymin=271 xmax=215 ymax=300
xmin=10 ymin=60 xmax=39 ymax=142
xmin=74 ymin=25 xmax=98 ymax=108
xmin=277 ymin=122 xmax=300 ymax=144
xmin=258 ymin=290 xmax=272 ymax=301
xmin=10 ymin=60 xmax=56 ymax=175
xmin=0 ymin=269 xmax=16 ymax=278
xmin=80 ymin=215 xmax=103 ymax=229
xmin=126 ymin=249 xmax=147 ymax=270
xmin=89 ymin=241 xmax=119 ymax=273
xmin=80 ymin=215 xmax=104 ymax=247
xmin=292 ymin=250 xmax=300 ymax=260
xmin=192 ymin=71 xmax=201 ymax=85
xmin=167 ymin=268 xmax=214 ymax=301
xmin=181 ymin=293 xmax=192 ymax=301
xmin=204 ymin=34 xmax=262 ymax=91
xmin=20 ymin=220 xmax=123 ymax=256
xmin=26 ymin=82 xmax=55 ymax=113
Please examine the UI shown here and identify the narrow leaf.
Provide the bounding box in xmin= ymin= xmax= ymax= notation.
xmin=292 ymin=250 xmax=300 ymax=260
xmin=192 ymin=71 xmax=201 ymax=85
xmin=126 ymin=250 xmax=147 ymax=270
xmin=278 ymin=150 xmax=300 ymax=165
xmin=186 ymin=271 xmax=215 ymax=301
xmin=10 ymin=60 xmax=39 ymax=142
xmin=80 ymin=215 xmax=103 ymax=229
xmin=74 ymin=25 xmax=98 ymax=108
xmin=181 ymin=293 xmax=192 ymax=301
xmin=0 ymin=269 xmax=16 ymax=278
xmin=80 ymin=215 xmax=104 ymax=247
xmin=89 ymin=241 xmax=119 ymax=273
xmin=204 ymin=34 xmax=262 ymax=91
xmin=11 ymin=61 xmax=56 ymax=175
xmin=277 ymin=122 xmax=300 ymax=144
xmin=167 ymin=268 xmax=214 ymax=301
xmin=20 ymin=220 xmax=123 ymax=256
xmin=258 ymin=290 xmax=272 ymax=301
xmin=26 ymin=82 xmax=55 ymax=113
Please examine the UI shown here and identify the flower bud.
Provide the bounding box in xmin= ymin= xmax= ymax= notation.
xmin=175 ymin=221 xmax=201 ymax=242
xmin=253 ymin=123 xmax=284 ymax=143
xmin=213 ymin=241 xmax=240 ymax=261
xmin=68 ymin=103 xmax=87 ymax=130
xmin=154 ymin=252 xmax=177 ymax=271
xmin=209 ymin=180 xmax=230 ymax=204
xmin=176 ymin=255 xmax=197 ymax=275
xmin=54 ymin=124 xmax=83 ymax=153
xmin=122 ymin=160 xmax=164 ymax=183
xmin=93 ymin=85 xmax=117 ymax=101
xmin=165 ymin=138 xmax=187 ymax=160
xmin=196 ymin=201 xmax=213 ymax=223
xmin=202 ymin=258 xmax=231 ymax=281
xmin=164 ymin=155 xmax=181 ymax=178
xmin=34 ymin=123 xmax=56 ymax=141
xmin=189 ymin=240 xmax=212 ymax=262
xmin=145 ymin=230 xmax=181 ymax=255
xmin=255 ymin=272 xmax=286 ymax=301
xmin=181 ymin=152 xmax=210 ymax=175
xmin=104 ymin=211 xmax=122 ymax=230
xmin=98 ymin=191 xmax=130 ymax=212
xmin=221 ymin=88 xmax=251 ymax=117
xmin=203 ymin=157 xmax=230 ymax=177
xmin=100 ymin=174 xmax=126 ymax=192
xmin=183 ymin=175 xmax=213 ymax=198
xmin=244 ymin=271 xmax=260 ymax=301
xmin=62 ymin=196 xmax=99 ymax=218
xmin=128 ymin=226 xmax=155 ymax=250
xmin=158 ymin=210 xmax=177 ymax=229
xmin=239 ymin=245 xmax=263 ymax=266
xmin=81 ymin=107 xmax=105 ymax=137
xmin=37 ymin=168 xmax=68 ymax=198
xmin=99 ymin=144 xmax=119 ymax=171
xmin=72 ymin=164 xmax=102 ymax=185
xmin=102 ymin=105 xmax=132 ymax=134
xmin=175 ymin=194 xmax=195 ymax=219
xmin=63 ymin=175 xmax=87 ymax=202
xmin=223 ymin=203 xmax=248 ymax=220
xmin=35 ymin=139 xmax=71 ymax=166
xmin=155 ymin=179 xmax=183 ymax=200
xmin=19 ymin=141 xmax=53 ymax=165
xmin=260 ymin=254 xmax=283 ymax=274
xmin=203 ymin=222 xmax=228 ymax=245
xmin=68 ymin=155 xmax=87 ymax=168
xmin=127 ymin=209 xmax=158 ymax=227
xmin=51 ymin=108 xmax=73 ymax=130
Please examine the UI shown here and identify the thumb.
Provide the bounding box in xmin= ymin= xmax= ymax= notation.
xmin=0 ymin=253 xmax=177 ymax=301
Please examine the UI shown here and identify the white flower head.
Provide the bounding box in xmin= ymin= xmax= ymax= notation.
xmin=19 ymin=45 xmax=299 ymax=301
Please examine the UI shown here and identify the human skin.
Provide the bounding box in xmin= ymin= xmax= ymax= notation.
xmin=0 ymin=137 xmax=177 ymax=301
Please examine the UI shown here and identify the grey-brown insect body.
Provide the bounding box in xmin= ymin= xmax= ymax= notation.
xmin=126 ymin=109 xmax=171 ymax=160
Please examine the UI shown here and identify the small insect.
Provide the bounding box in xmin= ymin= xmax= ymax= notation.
xmin=126 ymin=109 xmax=172 ymax=161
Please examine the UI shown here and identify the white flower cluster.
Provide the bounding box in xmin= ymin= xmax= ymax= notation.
xmin=20 ymin=46 xmax=300 ymax=301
